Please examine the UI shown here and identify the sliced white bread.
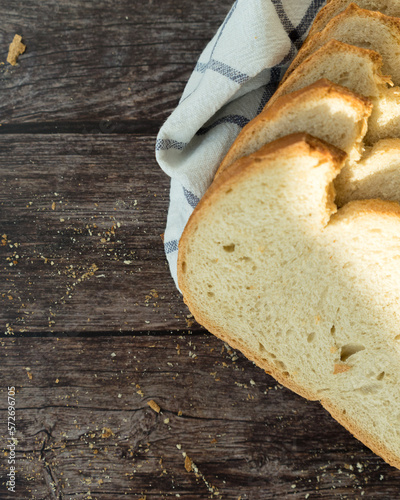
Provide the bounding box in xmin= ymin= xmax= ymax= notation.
xmin=335 ymin=138 xmax=400 ymax=206
xmin=215 ymin=79 xmax=372 ymax=178
xmin=308 ymin=0 xmax=400 ymax=40
xmin=267 ymin=40 xmax=390 ymax=110
xmin=281 ymin=4 xmax=400 ymax=86
xmin=179 ymin=133 xmax=400 ymax=470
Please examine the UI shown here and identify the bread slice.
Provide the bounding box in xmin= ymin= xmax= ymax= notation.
xmin=335 ymin=138 xmax=400 ymax=206
xmin=215 ymin=79 xmax=372 ymax=178
xmin=267 ymin=40 xmax=390 ymax=110
xmin=308 ymin=0 xmax=400 ymax=40
xmin=282 ymin=4 xmax=400 ymax=86
xmin=179 ymin=133 xmax=400 ymax=470
xmin=266 ymin=39 xmax=394 ymax=150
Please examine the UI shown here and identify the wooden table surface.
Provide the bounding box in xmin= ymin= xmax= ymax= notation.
xmin=1 ymin=1 xmax=400 ymax=498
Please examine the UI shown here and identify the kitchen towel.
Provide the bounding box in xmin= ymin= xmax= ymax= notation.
xmin=156 ymin=0 xmax=326 ymax=289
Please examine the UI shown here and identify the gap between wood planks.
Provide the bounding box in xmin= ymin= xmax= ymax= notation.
xmin=0 ymin=121 xmax=160 ymax=135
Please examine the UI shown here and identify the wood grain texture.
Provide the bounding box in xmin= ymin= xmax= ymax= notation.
xmin=0 ymin=134 xmax=199 ymax=334
xmin=0 ymin=0 xmax=233 ymax=131
xmin=1 ymin=336 xmax=399 ymax=500
xmin=2 ymin=0 xmax=400 ymax=498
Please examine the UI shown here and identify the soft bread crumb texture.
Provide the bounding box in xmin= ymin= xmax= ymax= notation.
xmin=335 ymin=138 xmax=400 ymax=206
xmin=179 ymin=135 xmax=400 ymax=469
xmin=366 ymin=87 xmax=400 ymax=144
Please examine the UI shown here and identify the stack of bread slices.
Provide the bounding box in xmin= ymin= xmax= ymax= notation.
xmin=178 ymin=1 xmax=400 ymax=469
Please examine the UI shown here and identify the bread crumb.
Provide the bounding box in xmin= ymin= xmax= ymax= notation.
xmin=184 ymin=455 xmax=193 ymax=472
xmin=101 ymin=427 xmax=114 ymax=439
xmin=147 ymin=400 xmax=161 ymax=413
xmin=7 ymin=34 xmax=26 ymax=66
xmin=333 ymin=363 xmax=351 ymax=374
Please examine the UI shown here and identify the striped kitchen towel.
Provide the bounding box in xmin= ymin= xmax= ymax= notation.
xmin=156 ymin=0 xmax=326 ymax=289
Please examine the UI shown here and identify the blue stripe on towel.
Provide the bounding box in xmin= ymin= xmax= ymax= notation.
xmin=156 ymin=139 xmax=188 ymax=151
xmin=196 ymin=59 xmax=249 ymax=84
xmin=183 ymin=187 xmax=200 ymax=209
xmin=196 ymin=114 xmax=250 ymax=136
xmin=271 ymin=0 xmax=304 ymax=49
xmin=256 ymin=67 xmax=281 ymax=114
xmin=165 ymin=240 xmax=179 ymax=254
xmin=296 ymin=0 xmax=326 ymax=38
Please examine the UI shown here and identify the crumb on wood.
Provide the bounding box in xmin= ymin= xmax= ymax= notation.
xmin=184 ymin=455 xmax=193 ymax=472
xmin=101 ymin=427 xmax=114 ymax=439
xmin=7 ymin=34 xmax=26 ymax=66
xmin=81 ymin=264 xmax=99 ymax=280
xmin=147 ymin=399 xmax=161 ymax=413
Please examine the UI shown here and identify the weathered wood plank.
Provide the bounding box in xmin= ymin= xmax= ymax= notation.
xmin=0 ymin=134 xmax=196 ymax=334
xmin=0 ymin=0 xmax=233 ymax=130
xmin=1 ymin=336 xmax=399 ymax=499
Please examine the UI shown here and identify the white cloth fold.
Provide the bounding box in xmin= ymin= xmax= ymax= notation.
xmin=156 ymin=0 xmax=326 ymax=289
